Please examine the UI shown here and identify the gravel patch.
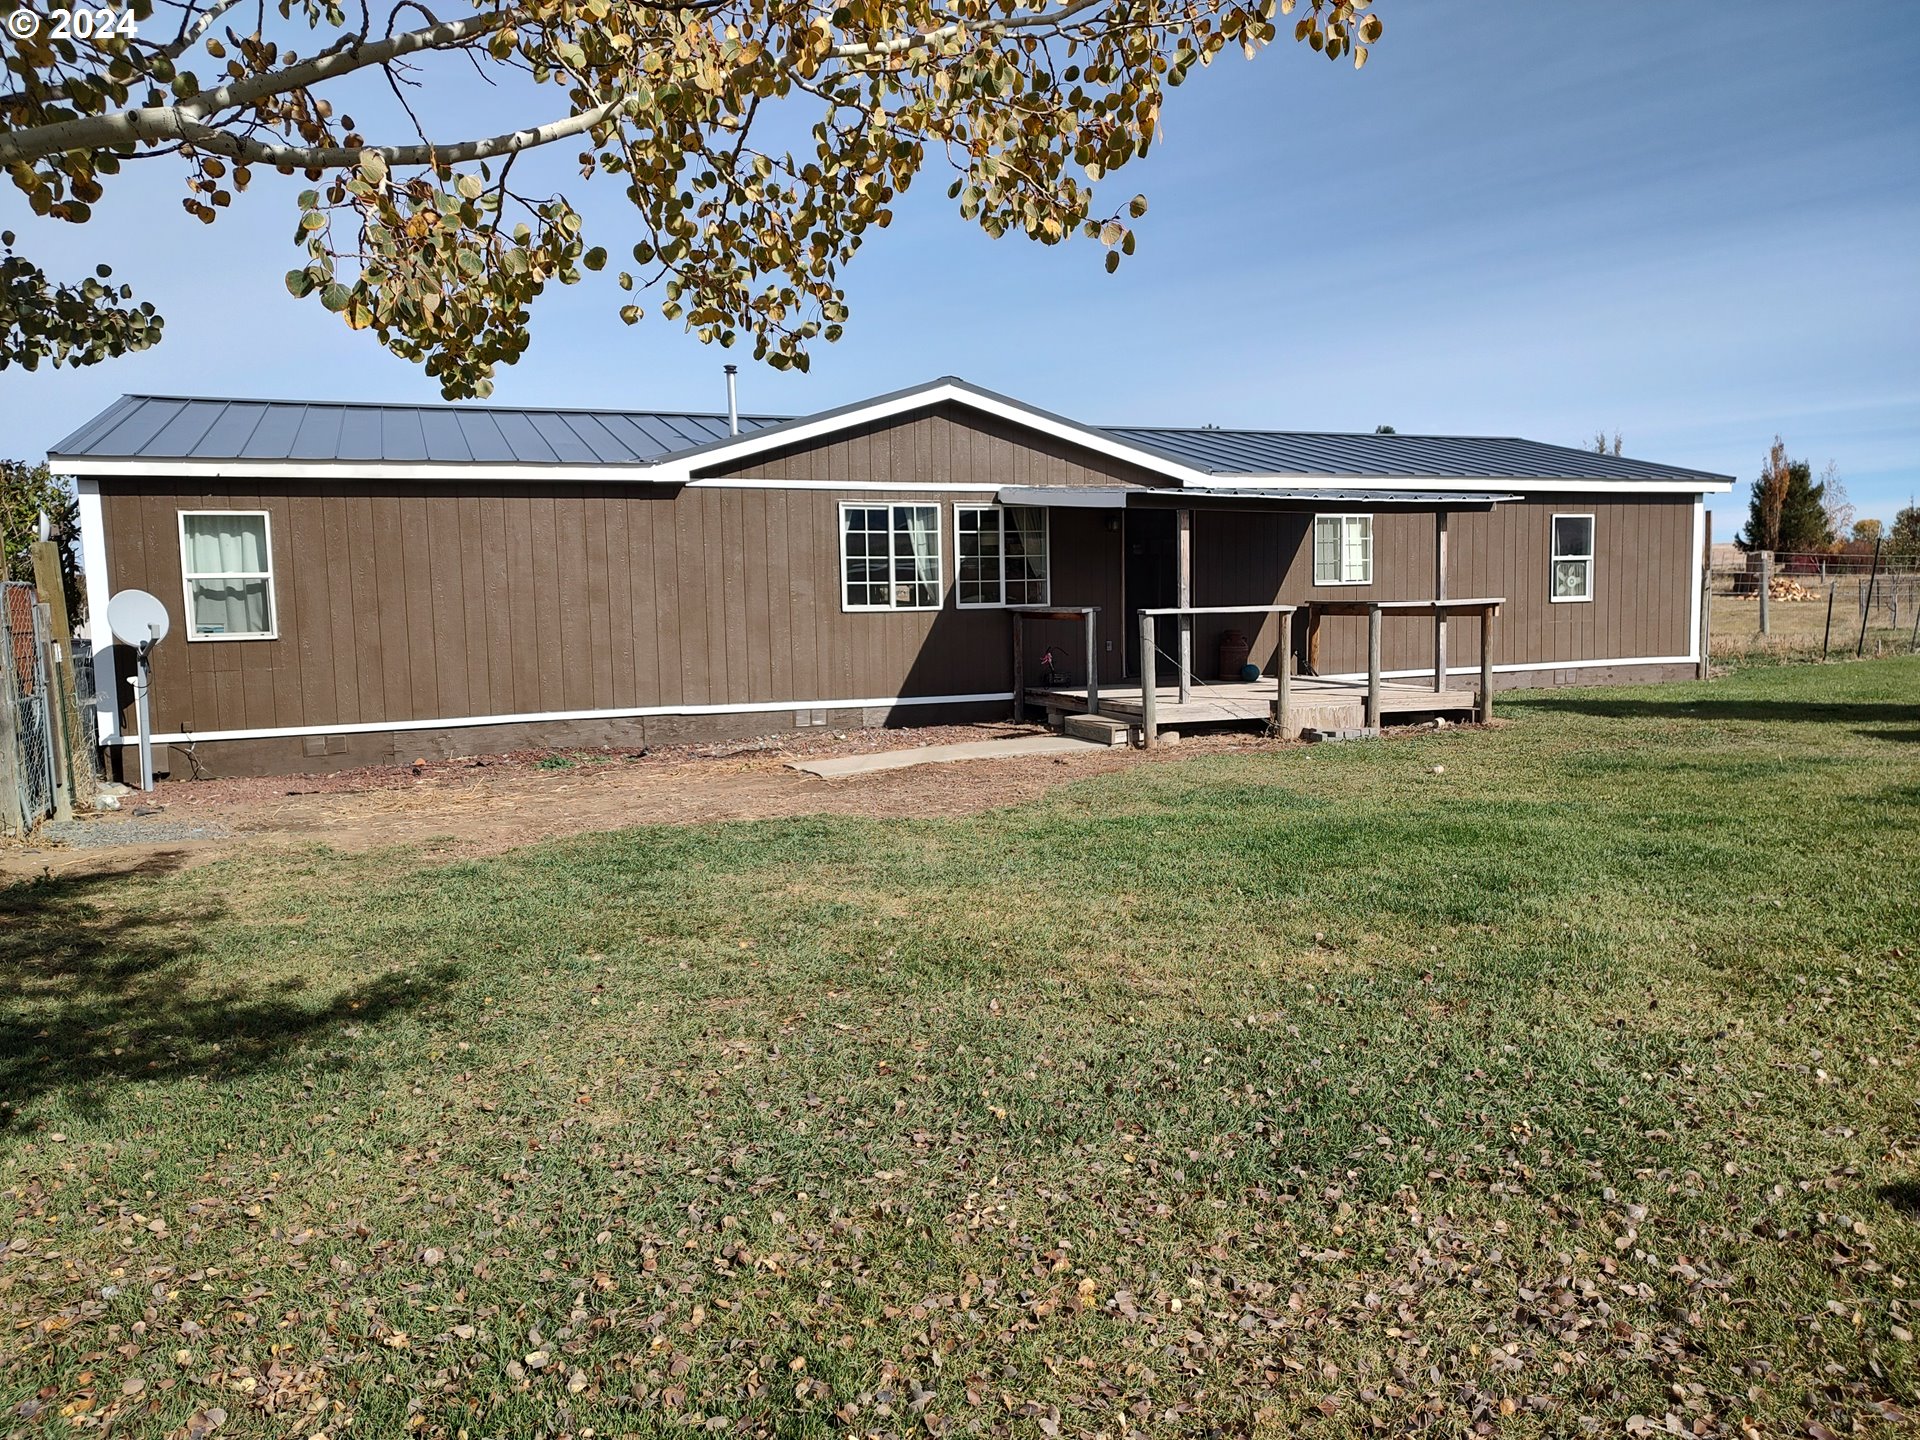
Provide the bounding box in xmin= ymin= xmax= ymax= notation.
xmin=36 ymin=815 xmax=234 ymax=849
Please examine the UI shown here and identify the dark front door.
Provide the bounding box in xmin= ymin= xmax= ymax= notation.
xmin=1124 ymin=508 xmax=1179 ymax=679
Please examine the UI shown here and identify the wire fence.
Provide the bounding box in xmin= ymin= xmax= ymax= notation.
xmin=1708 ymin=564 xmax=1920 ymax=660
xmin=2 ymin=580 xmax=58 ymax=834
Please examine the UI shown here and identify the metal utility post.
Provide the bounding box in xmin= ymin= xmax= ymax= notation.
xmin=1857 ymin=537 xmax=1882 ymax=658
xmin=1822 ymin=582 xmax=1836 ymax=660
xmin=131 ymin=637 xmax=157 ymax=792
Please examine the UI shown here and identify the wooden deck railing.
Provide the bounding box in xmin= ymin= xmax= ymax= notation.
xmin=1136 ymin=604 xmax=1298 ymax=746
xmin=1306 ymin=598 xmax=1504 ymax=728
xmin=1009 ymin=606 xmax=1100 ymax=720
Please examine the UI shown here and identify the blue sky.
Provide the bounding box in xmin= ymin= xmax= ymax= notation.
xmin=4 ymin=3 xmax=1917 ymax=537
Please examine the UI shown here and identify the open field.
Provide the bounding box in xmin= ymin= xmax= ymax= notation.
xmin=1711 ymin=581 xmax=1919 ymax=662
xmin=4 ymin=659 xmax=1918 ymax=1437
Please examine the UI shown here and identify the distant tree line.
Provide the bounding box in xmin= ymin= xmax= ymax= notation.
xmin=1734 ymin=437 xmax=1918 ymax=565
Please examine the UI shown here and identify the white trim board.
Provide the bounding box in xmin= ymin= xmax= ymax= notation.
xmin=652 ymin=379 xmax=1218 ymax=488
xmin=75 ymin=479 xmax=121 ymax=742
xmin=50 ymin=457 xmax=683 ymax=483
xmin=1184 ymin=476 xmax=1734 ymax=497
xmin=110 ymin=690 xmax=1018 ymax=747
xmin=1319 ymin=653 xmax=1699 ymax=683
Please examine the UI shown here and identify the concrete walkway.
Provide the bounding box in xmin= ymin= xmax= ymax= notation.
xmin=789 ymin=734 xmax=1104 ymax=779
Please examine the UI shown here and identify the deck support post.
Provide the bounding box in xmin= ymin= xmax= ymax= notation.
xmin=1306 ymin=606 xmax=1322 ymax=675
xmin=1138 ymin=611 xmax=1157 ymax=748
xmin=1176 ymin=508 xmax=1192 ymax=706
xmin=1365 ymin=604 xmax=1382 ymax=731
xmin=1011 ymin=616 xmax=1023 ymax=723
xmin=1479 ymin=607 xmax=1495 ymax=722
xmin=1274 ymin=647 xmax=1292 ymax=739
xmin=1083 ymin=609 xmax=1099 ymax=715
xmin=1433 ymin=511 xmax=1449 ymax=693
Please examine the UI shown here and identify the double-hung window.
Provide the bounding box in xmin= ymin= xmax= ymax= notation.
xmin=955 ymin=505 xmax=1049 ymax=607
xmin=179 ymin=510 xmax=277 ymax=639
xmin=840 ymin=503 xmax=942 ymax=611
xmin=1551 ymin=514 xmax=1595 ymax=602
xmin=1312 ymin=513 xmax=1372 ymax=585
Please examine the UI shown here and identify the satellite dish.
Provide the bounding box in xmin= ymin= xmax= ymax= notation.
xmin=106 ymin=588 xmax=171 ymax=648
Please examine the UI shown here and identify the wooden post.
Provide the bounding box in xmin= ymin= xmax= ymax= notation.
xmin=1175 ymin=509 xmax=1192 ymax=706
xmin=1698 ymin=511 xmax=1712 ymax=680
xmin=1010 ymin=615 xmax=1023 ymax=723
xmin=1433 ymin=511 xmax=1449 ymax=692
xmin=1083 ymin=608 xmax=1099 ymax=715
xmin=1306 ymin=606 xmax=1322 ymax=676
xmin=1274 ymin=639 xmax=1292 ymax=739
xmin=1478 ymin=607 xmax=1494 ymax=722
xmin=1758 ymin=550 xmax=1772 ymax=635
xmin=30 ymin=539 xmax=89 ymax=812
xmin=1138 ymin=611 xmax=1157 ymax=748
xmin=1365 ymin=604 xmax=1382 ymax=731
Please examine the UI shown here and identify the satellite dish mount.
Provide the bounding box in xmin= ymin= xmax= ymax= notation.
xmin=104 ymin=589 xmax=171 ymax=791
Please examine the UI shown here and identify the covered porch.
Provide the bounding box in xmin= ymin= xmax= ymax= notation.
xmin=1000 ymin=483 xmax=1514 ymax=747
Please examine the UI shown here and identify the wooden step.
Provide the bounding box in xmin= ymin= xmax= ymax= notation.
xmin=1064 ymin=713 xmax=1132 ymax=747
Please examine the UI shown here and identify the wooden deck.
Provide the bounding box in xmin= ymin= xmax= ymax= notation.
xmin=1026 ymin=675 xmax=1483 ymax=738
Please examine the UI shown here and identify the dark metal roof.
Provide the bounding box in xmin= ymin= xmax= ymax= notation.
xmin=49 ymin=386 xmax=1733 ymax=486
xmin=49 ymin=395 xmax=787 ymax=465
xmin=1102 ymin=426 xmax=1730 ymax=483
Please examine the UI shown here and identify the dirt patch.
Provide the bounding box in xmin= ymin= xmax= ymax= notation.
xmin=1 ymin=724 xmax=1292 ymax=879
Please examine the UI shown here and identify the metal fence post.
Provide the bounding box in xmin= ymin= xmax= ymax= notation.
xmin=1758 ymin=550 xmax=1772 ymax=636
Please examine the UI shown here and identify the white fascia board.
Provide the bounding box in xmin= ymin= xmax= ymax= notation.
xmin=74 ymin=478 xmax=122 ymax=742
xmin=649 ymin=381 xmax=1214 ymax=487
xmin=49 ymin=457 xmax=678 ymax=483
xmin=1183 ymin=475 xmax=1734 ymax=496
xmin=995 ymin=485 xmax=1137 ymax=508
xmin=112 ymin=690 xmax=1015 ymax=746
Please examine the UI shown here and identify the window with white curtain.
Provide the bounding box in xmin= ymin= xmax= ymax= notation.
xmin=1551 ymin=513 xmax=1595 ymax=601
xmin=1313 ymin=513 xmax=1373 ymax=585
xmin=956 ymin=505 xmax=1049 ymax=607
xmin=179 ymin=511 xmax=277 ymax=639
xmin=840 ymin=503 xmax=942 ymax=611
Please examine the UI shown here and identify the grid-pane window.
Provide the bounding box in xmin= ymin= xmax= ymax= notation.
xmin=841 ymin=503 xmax=941 ymax=610
xmin=1551 ymin=514 xmax=1595 ymax=601
xmin=956 ymin=505 xmax=1049 ymax=607
xmin=1312 ymin=514 xmax=1372 ymax=585
xmin=180 ymin=511 xmax=276 ymax=639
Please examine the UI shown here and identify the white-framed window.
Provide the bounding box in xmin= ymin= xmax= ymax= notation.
xmin=1313 ymin=513 xmax=1373 ymax=585
xmin=178 ymin=510 xmax=277 ymax=640
xmin=1551 ymin=513 xmax=1595 ymax=602
xmin=955 ymin=505 xmax=1049 ymax=608
xmin=840 ymin=503 xmax=943 ymax=611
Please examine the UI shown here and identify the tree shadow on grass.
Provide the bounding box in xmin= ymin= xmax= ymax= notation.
xmin=1512 ymin=694 xmax=1917 ymax=731
xmin=0 ymin=857 xmax=457 ymax=1135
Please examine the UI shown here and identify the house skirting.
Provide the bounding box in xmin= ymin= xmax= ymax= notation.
xmin=104 ymin=696 xmax=1014 ymax=781
xmin=102 ymin=657 xmax=1699 ymax=781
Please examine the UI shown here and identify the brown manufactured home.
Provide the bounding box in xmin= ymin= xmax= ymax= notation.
xmin=54 ymin=378 xmax=1730 ymax=778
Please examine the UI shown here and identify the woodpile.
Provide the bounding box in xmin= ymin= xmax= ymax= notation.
xmin=1764 ymin=575 xmax=1823 ymax=601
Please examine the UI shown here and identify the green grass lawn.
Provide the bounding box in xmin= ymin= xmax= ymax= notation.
xmin=4 ymin=660 xmax=1917 ymax=1438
